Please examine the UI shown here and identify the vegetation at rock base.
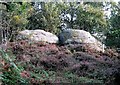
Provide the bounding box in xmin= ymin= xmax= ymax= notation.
xmin=0 ymin=1 xmax=120 ymax=85
xmin=0 ymin=41 xmax=119 ymax=85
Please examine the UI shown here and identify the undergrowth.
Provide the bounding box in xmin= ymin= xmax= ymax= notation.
xmin=0 ymin=50 xmax=29 ymax=85
xmin=0 ymin=49 xmax=52 ymax=85
xmin=0 ymin=49 xmax=105 ymax=85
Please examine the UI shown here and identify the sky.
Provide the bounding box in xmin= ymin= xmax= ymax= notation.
xmin=114 ymin=0 xmax=120 ymax=2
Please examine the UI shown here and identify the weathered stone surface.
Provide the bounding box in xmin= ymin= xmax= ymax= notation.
xmin=17 ymin=30 xmax=58 ymax=43
xmin=59 ymin=29 xmax=104 ymax=52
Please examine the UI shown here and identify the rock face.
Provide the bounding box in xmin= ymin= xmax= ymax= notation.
xmin=17 ymin=30 xmax=58 ymax=43
xmin=59 ymin=29 xmax=103 ymax=52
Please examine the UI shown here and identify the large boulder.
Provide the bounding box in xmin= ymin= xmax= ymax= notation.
xmin=17 ymin=30 xmax=58 ymax=43
xmin=59 ymin=29 xmax=104 ymax=52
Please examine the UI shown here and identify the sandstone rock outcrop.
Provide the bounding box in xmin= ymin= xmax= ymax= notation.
xmin=59 ymin=29 xmax=104 ymax=52
xmin=17 ymin=30 xmax=58 ymax=43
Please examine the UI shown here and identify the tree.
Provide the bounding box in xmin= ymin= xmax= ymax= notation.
xmin=58 ymin=2 xmax=78 ymax=29
xmin=57 ymin=2 xmax=107 ymax=34
xmin=27 ymin=2 xmax=61 ymax=34
xmin=105 ymin=2 xmax=120 ymax=48
xmin=2 ymin=2 xmax=33 ymax=41
xmin=76 ymin=2 xmax=107 ymax=33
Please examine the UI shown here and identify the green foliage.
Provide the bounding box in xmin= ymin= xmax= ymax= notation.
xmin=0 ymin=50 xmax=50 ymax=85
xmin=105 ymin=2 xmax=120 ymax=47
xmin=1 ymin=2 xmax=120 ymax=85
xmin=64 ymin=71 xmax=103 ymax=84
xmin=27 ymin=2 xmax=107 ymax=34
xmin=0 ymin=50 xmax=29 ymax=85
xmin=7 ymin=2 xmax=32 ymax=29
xmin=4 ymin=2 xmax=33 ymax=41
xmin=76 ymin=3 xmax=107 ymax=33
xmin=3 ymin=2 xmax=107 ymax=39
xmin=1 ymin=2 xmax=120 ymax=47
xmin=57 ymin=2 xmax=107 ymax=33
xmin=27 ymin=2 xmax=61 ymax=34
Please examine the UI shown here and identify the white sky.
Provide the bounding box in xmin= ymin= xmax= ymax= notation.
xmin=114 ymin=0 xmax=120 ymax=2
